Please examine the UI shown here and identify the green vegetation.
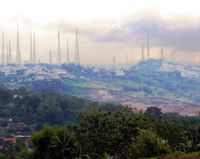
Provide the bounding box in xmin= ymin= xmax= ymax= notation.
xmin=0 ymin=88 xmax=200 ymax=158
xmin=0 ymin=87 xmax=96 ymax=128
xmin=16 ymin=109 xmax=200 ymax=159
xmin=127 ymin=130 xmax=171 ymax=158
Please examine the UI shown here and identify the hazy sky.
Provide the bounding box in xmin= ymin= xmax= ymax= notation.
xmin=1 ymin=0 xmax=200 ymax=64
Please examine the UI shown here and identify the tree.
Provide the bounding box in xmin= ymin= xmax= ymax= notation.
xmin=126 ymin=130 xmax=171 ymax=159
xmin=0 ymin=88 xmax=12 ymax=106
xmin=29 ymin=126 xmax=84 ymax=159
xmin=25 ymin=94 xmax=41 ymax=112
xmin=3 ymin=141 xmax=16 ymax=159
xmin=25 ymin=94 xmax=41 ymax=129
xmin=145 ymin=106 xmax=163 ymax=117
xmin=76 ymin=110 xmax=140 ymax=158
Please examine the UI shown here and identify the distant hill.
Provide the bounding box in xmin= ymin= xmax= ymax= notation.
xmin=0 ymin=60 xmax=200 ymax=115
xmin=135 ymin=59 xmax=200 ymax=78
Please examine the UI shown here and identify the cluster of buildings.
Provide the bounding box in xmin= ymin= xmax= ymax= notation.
xmin=0 ymin=119 xmax=32 ymax=151
xmin=0 ymin=65 xmax=75 ymax=88
xmin=159 ymin=61 xmax=200 ymax=78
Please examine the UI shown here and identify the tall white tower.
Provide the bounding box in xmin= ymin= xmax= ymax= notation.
xmin=49 ymin=50 xmax=52 ymax=64
xmin=66 ymin=39 xmax=70 ymax=64
xmin=6 ymin=44 xmax=9 ymax=65
xmin=171 ymin=50 xmax=175 ymax=63
xmin=8 ymin=40 xmax=11 ymax=64
xmin=112 ymin=56 xmax=116 ymax=70
xmin=74 ymin=28 xmax=80 ymax=65
xmin=1 ymin=33 xmax=5 ymax=65
xmin=30 ymin=31 xmax=33 ymax=63
xmin=57 ymin=29 xmax=61 ymax=65
xmin=126 ymin=54 xmax=128 ymax=65
xmin=16 ymin=25 xmax=21 ymax=65
xmin=147 ymin=30 xmax=150 ymax=59
xmin=141 ymin=43 xmax=145 ymax=60
xmin=33 ymin=32 xmax=36 ymax=64
xmin=160 ymin=48 xmax=164 ymax=60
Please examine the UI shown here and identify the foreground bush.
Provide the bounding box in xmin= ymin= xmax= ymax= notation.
xmin=127 ymin=130 xmax=171 ymax=159
xmin=27 ymin=126 xmax=82 ymax=159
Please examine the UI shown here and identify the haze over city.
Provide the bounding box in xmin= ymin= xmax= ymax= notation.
xmin=0 ymin=0 xmax=200 ymax=64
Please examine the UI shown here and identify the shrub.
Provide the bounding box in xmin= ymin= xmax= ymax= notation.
xmin=126 ymin=130 xmax=171 ymax=159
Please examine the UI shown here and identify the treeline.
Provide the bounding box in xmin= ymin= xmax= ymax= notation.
xmin=9 ymin=107 xmax=200 ymax=159
xmin=0 ymin=88 xmax=200 ymax=158
xmin=2 ymin=112 xmax=200 ymax=158
xmin=0 ymin=87 xmax=121 ymax=128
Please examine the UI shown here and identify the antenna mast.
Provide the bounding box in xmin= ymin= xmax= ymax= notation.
xmin=30 ymin=31 xmax=32 ymax=63
xmin=33 ymin=32 xmax=36 ymax=64
xmin=1 ymin=33 xmax=5 ymax=65
xmin=141 ymin=43 xmax=145 ymax=60
xmin=75 ymin=28 xmax=80 ymax=65
xmin=67 ymin=39 xmax=70 ymax=64
xmin=49 ymin=50 xmax=52 ymax=64
xmin=147 ymin=30 xmax=150 ymax=59
xmin=57 ymin=29 xmax=61 ymax=64
xmin=16 ymin=24 xmax=21 ymax=65
xmin=160 ymin=48 xmax=164 ymax=60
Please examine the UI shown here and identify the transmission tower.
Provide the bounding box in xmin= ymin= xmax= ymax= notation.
xmin=74 ymin=28 xmax=80 ymax=65
xmin=33 ymin=32 xmax=36 ymax=64
xmin=112 ymin=56 xmax=116 ymax=70
xmin=57 ymin=29 xmax=61 ymax=65
xmin=6 ymin=44 xmax=9 ymax=65
xmin=30 ymin=31 xmax=32 ymax=63
xmin=147 ymin=30 xmax=150 ymax=59
xmin=1 ymin=33 xmax=5 ymax=65
xmin=16 ymin=25 xmax=21 ymax=65
xmin=141 ymin=43 xmax=145 ymax=60
xmin=8 ymin=40 xmax=11 ymax=64
xmin=160 ymin=48 xmax=164 ymax=60
xmin=49 ymin=50 xmax=52 ymax=64
xmin=171 ymin=50 xmax=174 ymax=63
xmin=66 ymin=39 xmax=70 ymax=64
xmin=126 ymin=54 xmax=128 ymax=65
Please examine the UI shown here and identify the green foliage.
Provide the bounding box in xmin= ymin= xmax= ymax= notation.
xmin=0 ymin=88 xmax=93 ymax=127
xmin=100 ymin=153 xmax=109 ymax=159
xmin=0 ymin=88 xmax=12 ymax=106
xmin=15 ymin=138 xmax=28 ymax=154
xmin=126 ymin=130 xmax=171 ymax=158
xmin=30 ymin=125 xmax=83 ymax=159
xmin=145 ymin=106 xmax=163 ymax=117
xmin=1 ymin=88 xmax=200 ymax=158
xmin=26 ymin=107 xmax=200 ymax=158
xmin=0 ymin=153 xmax=7 ymax=159
xmin=76 ymin=110 xmax=140 ymax=158
xmin=2 ymin=142 xmax=16 ymax=159
xmin=31 ymin=125 xmax=58 ymax=159
xmin=17 ymin=150 xmax=34 ymax=159
xmin=154 ymin=151 xmax=200 ymax=159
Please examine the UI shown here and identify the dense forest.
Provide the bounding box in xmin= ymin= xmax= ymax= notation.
xmin=0 ymin=88 xmax=200 ymax=159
